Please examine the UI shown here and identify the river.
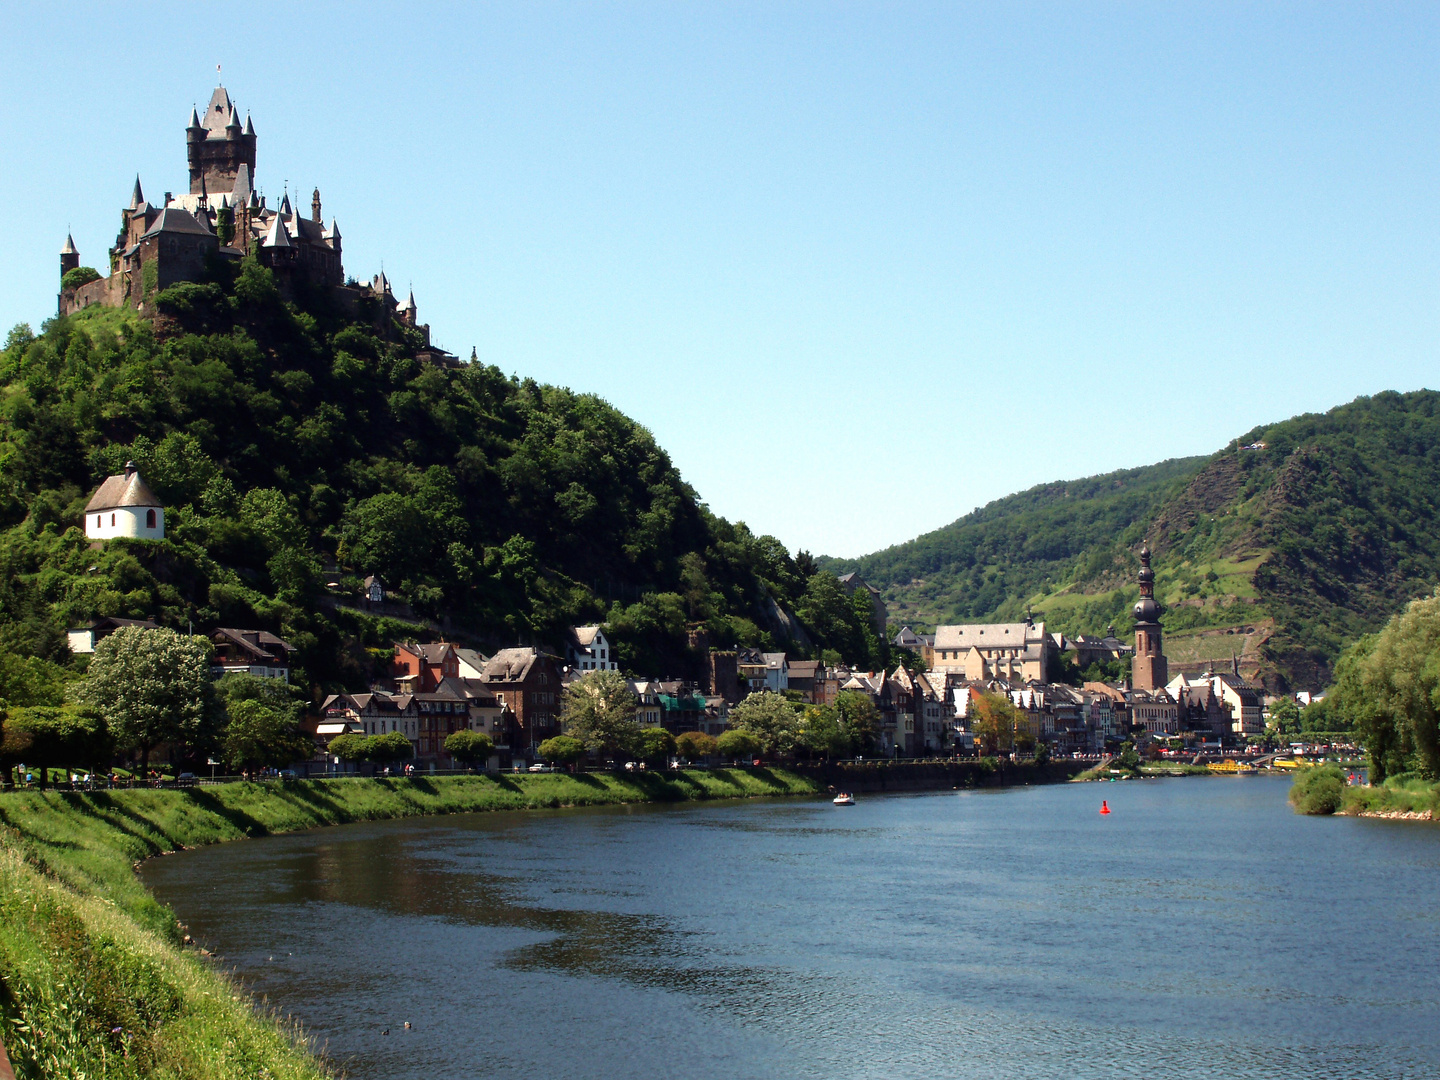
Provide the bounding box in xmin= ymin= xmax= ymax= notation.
xmin=141 ymin=776 xmax=1440 ymax=1079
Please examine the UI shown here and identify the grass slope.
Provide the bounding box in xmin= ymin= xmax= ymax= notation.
xmin=830 ymin=390 xmax=1440 ymax=689
xmin=0 ymin=769 xmax=819 ymax=1078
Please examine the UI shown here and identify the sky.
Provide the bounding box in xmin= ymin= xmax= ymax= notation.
xmin=1 ymin=3 xmax=1435 ymax=558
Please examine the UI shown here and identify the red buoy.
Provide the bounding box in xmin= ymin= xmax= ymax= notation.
xmin=1100 ymin=800 xmax=1111 ymax=816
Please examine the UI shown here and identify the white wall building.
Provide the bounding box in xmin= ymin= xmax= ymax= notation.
xmin=83 ymin=462 xmax=164 ymax=541
xmin=567 ymin=626 xmax=618 ymax=671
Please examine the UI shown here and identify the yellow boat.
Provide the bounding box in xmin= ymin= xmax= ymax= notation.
xmin=1270 ymin=757 xmax=1306 ymax=771
xmin=1206 ymin=760 xmax=1258 ymax=774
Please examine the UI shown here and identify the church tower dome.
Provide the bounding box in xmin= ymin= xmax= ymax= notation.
xmin=1131 ymin=545 xmax=1168 ymax=691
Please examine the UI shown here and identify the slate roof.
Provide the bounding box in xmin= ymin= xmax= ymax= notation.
xmin=213 ymin=627 xmax=295 ymax=660
xmin=84 ymin=466 xmax=161 ymax=512
xmin=934 ymin=622 xmax=1047 ymax=652
xmin=202 ymin=85 xmax=234 ymax=134
xmin=139 ymin=207 xmax=213 ymax=239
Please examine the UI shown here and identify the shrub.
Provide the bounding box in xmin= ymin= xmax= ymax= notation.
xmin=1289 ymin=764 xmax=1347 ymax=815
xmin=327 ymin=733 xmax=369 ymax=763
xmin=61 ymin=266 xmax=101 ymax=290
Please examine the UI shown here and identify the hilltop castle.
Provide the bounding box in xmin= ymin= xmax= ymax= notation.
xmin=59 ymin=83 xmax=430 ymax=346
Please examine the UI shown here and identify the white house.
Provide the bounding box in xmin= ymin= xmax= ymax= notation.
xmin=762 ymin=652 xmax=789 ymax=693
xmin=84 ymin=462 xmax=164 ymax=541
xmin=567 ymin=626 xmax=618 ymax=672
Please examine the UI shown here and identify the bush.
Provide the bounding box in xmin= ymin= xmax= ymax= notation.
xmin=445 ymin=730 xmax=495 ymax=767
xmin=1289 ymin=764 xmax=1347 ymax=815
xmin=676 ymin=731 xmax=717 ymax=759
xmin=61 ymin=266 xmax=101 ymax=290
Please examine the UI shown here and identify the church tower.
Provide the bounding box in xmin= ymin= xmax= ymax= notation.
xmin=1131 ymin=546 xmax=1168 ymax=691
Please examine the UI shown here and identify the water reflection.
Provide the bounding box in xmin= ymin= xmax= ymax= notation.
xmin=144 ymin=783 xmax=1440 ymax=1080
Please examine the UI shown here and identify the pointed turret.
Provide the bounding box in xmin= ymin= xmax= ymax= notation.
xmin=279 ymin=189 xmax=292 ymax=216
xmin=188 ymin=106 xmax=203 ymax=131
xmin=311 ymin=187 xmax=322 ymax=223
xmin=226 ymin=105 xmax=242 ymax=134
xmin=263 ymin=213 xmax=291 ymax=249
xmin=244 ymin=112 xmax=255 ymax=136
xmin=128 ymin=176 xmax=144 ymax=211
xmin=231 ymin=162 xmax=252 ymax=204
xmin=60 ymin=233 xmax=80 ymax=280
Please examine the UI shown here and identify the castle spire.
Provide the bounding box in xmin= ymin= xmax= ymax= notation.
xmin=188 ymin=106 xmax=202 ymax=130
xmin=244 ymin=112 xmax=255 ymax=136
xmin=279 ymin=188 xmax=292 ymax=216
xmin=129 ymin=176 xmax=144 ymax=210
xmin=61 ymin=232 xmax=77 ymax=255
xmin=312 ymin=187 xmax=322 ymax=223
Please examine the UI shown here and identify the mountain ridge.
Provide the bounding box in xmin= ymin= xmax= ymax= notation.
xmin=824 ymin=389 xmax=1440 ymax=690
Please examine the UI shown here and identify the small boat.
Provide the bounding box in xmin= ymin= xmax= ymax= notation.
xmin=833 ymin=792 xmax=855 ymax=806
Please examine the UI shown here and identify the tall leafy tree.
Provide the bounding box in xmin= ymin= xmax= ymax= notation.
xmin=727 ymin=691 xmax=800 ymax=758
xmin=223 ymin=699 xmax=312 ymax=774
xmin=83 ymin=627 xmax=216 ymax=772
xmin=560 ymin=670 xmax=640 ymax=756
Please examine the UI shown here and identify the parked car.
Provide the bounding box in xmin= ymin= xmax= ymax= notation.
xmin=528 ymin=763 xmax=553 ymax=773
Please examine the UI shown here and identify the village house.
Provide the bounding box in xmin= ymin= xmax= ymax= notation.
xmin=786 ymin=659 xmax=823 ymax=703
xmin=211 ymin=627 xmax=295 ymax=682
xmin=837 ymin=572 xmax=888 ymax=635
xmin=566 ymin=625 xmax=618 ymax=672
xmin=479 ymin=647 xmax=564 ymax=760
xmin=66 ymin=616 xmax=159 ymax=655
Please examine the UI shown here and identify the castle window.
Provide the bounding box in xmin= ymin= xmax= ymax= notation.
xmin=146 ymin=509 xmax=156 ymax=529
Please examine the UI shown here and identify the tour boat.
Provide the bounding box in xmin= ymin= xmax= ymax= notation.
xmin=833 ymin=792 xmax=855 ymax=806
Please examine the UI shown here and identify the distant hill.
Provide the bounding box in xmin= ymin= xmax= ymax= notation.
xmin=823 ymin=390 xmax=1440 ymax=690
xmin=0 ymin=261 xmax=889 ymax=694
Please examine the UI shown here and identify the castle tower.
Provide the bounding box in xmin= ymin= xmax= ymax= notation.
xmin=60 ymin=233 xmax=79 ymax=279
xmin=1131 ymin=546 xmax=1168 ymax=691
xmin=187 ymin=84 xmax=256 ymax=195
xmin=312 ymin=187 xmax=322 ymax=223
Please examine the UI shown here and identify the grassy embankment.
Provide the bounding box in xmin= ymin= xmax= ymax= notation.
xmin=1289 ymin=765 xmax=1440 ymax=818
xmin=0 ymin=768 xmax=819 ymax=1079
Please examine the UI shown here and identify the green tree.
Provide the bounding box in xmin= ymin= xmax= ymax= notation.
xmin=61 ymin=266 xmax=102 ymax=291
xmin=367 ymin=731 xmax=414 ymax=766
xmin=970 ymin=693 xmax=1020 ymax=758
xmin=83 ymin=627 xmax=217 ymax=773
xmin=328 ymin=733 xmax=369 ymax=765
xmin=797 ymin=706 xmax=849 ymax=760
xmin=223 ymin=698 xmax=312 ymax=774
xmin=446 ymin=730 xmax=496 ymax=769
xmin=638 ymin=727 xmax=676 ymax=765
xmin=537 ymin=735 xmax=585 ymax=768
xmin=1267 ymin=696 xmax=1301 ymax=740
xmin=716 ymin=728 xmax=761 ymax=761
xmin=727 ymin=691 xmax=800 ymax=758
xmin=833 ymin=691 xmax=880 ymax=754
xmin=560 ymin=669 xmax=640 ymax=756
xmin=1 ymin=705 xmax=111 ymax=788
xmin=675 ymin=731 xmax=717 ymax=760
xmin=1326 ymin=591 xmax=1440 ymax=781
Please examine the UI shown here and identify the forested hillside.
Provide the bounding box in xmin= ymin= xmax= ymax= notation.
xmin=0 ymin=258 xmax=891 ymax=699
xmin=827 ymin=391 xmax=1440 ymax=689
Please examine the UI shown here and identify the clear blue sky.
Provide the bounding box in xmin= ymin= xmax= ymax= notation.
xmin=2 ymin=3 xmax=1435 ymax=557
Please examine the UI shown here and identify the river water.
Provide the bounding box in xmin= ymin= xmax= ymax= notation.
xmin=142 ymin=777 xmax=1440 ymax=1079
